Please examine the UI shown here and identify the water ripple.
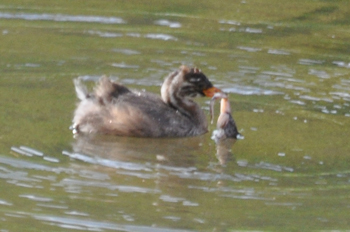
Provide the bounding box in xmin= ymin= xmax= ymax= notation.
xmin=261 ymin=71 xmax=294 ymax=78
xmin=223 ymin=85 xmax=283 ymax=95
xmin=0 ymin=12 xmax=126 ymax=24
xmin=33 ymin=215 xmax=195 ymax=232
xmin=237 ymin=46 xmax=262 ymax=52
xmin=154 ymin=19 xmax=181 ymax=28
xmin=58 ymin=178 xmax=160 ymax=194
xmin=308 ymin=69 xmax=330 ymax=79
xmin=62 ymin=151 xmax=151 ymax=172
xmin=86 ymin=30 xmax=123 ymax=38
xmin=86 ymin=30 xmax=178 ymax=41
xmin=112 ymin=48 xmax=141 ymax=55
xmin=0 ymin=199 xmax=12 ymax=206
xmin=298 ymin=59 xmax=324 ymax=65
xmin=19 ymin=194 xmax=52 ymax=202
xmin=218 ymin=19 xmax=241 ymax=25
xmin=144 ymin=33 xmax=178 ymax=41
xmin=0 ymin=156 xmax=71 ymax=174
xmin=111 ymin=62 xmax=140 ymax=69
xmin=242 ymin=27 xmax=263 ymax=34
xmin=267 ymin=49 xmax=290 ymax=55
xmin=333 ymin=61 xmax=350 ymax=68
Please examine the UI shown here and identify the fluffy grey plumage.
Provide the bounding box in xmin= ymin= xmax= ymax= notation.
xmin=71 ymin=66 xmax=220 ymax=137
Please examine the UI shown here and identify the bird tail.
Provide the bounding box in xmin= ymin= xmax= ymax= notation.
xmin=73 ymin=77 xmax=89 ymax=100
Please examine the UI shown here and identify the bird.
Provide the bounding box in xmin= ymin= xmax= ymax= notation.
xmin=71 ymin=65 xmax=222 ymax=137
xmin=210 ymin=92 xmax=240 ymax=141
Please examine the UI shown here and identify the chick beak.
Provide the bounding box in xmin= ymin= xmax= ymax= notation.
xmin=202 ymin=87 xmax=222 ymax=97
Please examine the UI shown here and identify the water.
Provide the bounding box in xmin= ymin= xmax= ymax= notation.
xmin=1 ymin=1 xmax=350 ymax=231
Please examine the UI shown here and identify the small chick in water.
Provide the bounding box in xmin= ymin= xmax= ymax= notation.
xmin=210 ymin=92 xmax=241 ymax=141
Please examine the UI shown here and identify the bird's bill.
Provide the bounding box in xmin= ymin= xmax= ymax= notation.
xmin=203 ymin=87 xmax=222 ymax=97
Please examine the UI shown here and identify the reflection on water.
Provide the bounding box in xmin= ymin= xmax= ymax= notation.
xmin=4 ymin=136 xmax=287 ymax=231
xmin=13 ymin=127 xmax=346 ymax=231
xmin=3 ymin=131 xmax=350 ymax=231
xmin=70 ymin=134 xmax=204 ymax=165
xmin=214 ymin=139 xmax=236 ymax=166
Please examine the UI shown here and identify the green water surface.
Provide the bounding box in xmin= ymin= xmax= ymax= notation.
xmin=0 ymin=1 xmax=350 ymax=231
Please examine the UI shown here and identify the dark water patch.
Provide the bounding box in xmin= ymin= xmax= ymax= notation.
xmin=294 ymin=5 xmax=338 ymax=21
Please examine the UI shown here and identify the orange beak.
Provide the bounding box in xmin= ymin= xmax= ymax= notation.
xmin=202 ymin=87 xmax=222 ymax=97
